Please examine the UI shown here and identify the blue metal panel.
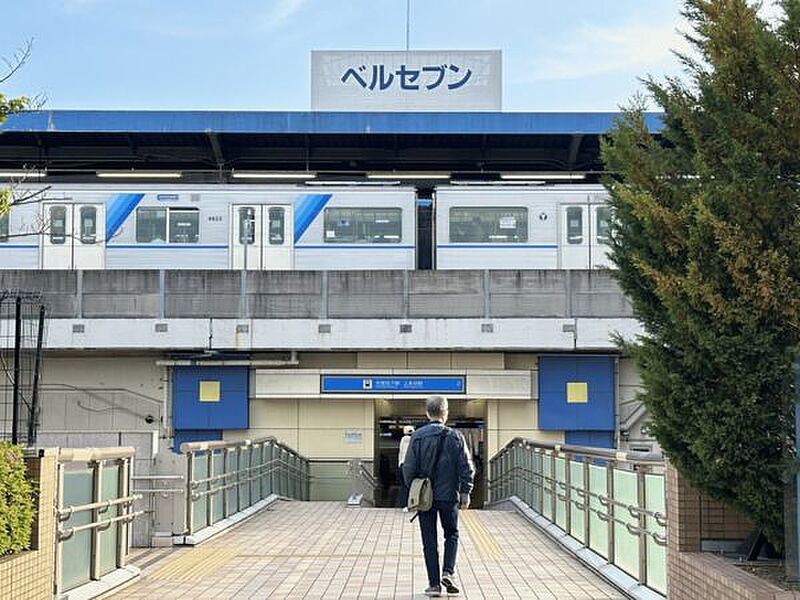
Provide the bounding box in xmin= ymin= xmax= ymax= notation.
xmin=321 ymin=375 xmax=465 ymax=394
xmin=172 ymin=366 xmax=249 ymax=430
xmin=565 ymin=431 xmax=614 ymax=449
xmin=1 ymin=110 xmax=664 ymax=136
xmin=538 ymin=356 xmax=615 ymax=431
xmin=173 ymin=429 xmax=222 ymax=453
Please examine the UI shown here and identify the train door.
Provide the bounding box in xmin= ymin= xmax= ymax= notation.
xmin=231 ymin=205 xmax=262 ymax=270
xmin=559 ymin=201 xmax=590 ymax=269
xmin=589 ymin=203 xmax=613 ymax=269
xmin=41 ymin=202 xmax=105 ymax=269
xmin=262 ymin=205 xmax=293 ymax=270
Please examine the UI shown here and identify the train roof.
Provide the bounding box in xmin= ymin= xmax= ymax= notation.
xmin=0 ymin=110 xmax=664 ymax=183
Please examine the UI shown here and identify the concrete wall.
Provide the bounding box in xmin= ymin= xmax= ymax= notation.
xmin=0 ymin=269 xmax=633 ymax=320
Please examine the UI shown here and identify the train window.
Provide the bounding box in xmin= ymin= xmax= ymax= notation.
xmin=80 ymin=206 xmax=97 ymax=244
xmin=168 ymin=209 xmax=199 ymax=243
xmin=136 ymin=207 xmax=167 ymax=243
xmin=596 ymin=207 xmax=611 ymax=245
xmin=49 ymin=206 xmax=67 ymax=245
xmin=324 ymin=208 xmax=402 ymax=244
xmin=449 ymin=207 xmax=528 ymax=243
xmin=566 ymin=206 xmax=583 ymax=244
xmin=0 ymin=213 xmax=8 ymax=243
xmin=238 ymin=207 xmax=256 ymax=244
xmin=268 ymin=207 xmax=285 ymax=245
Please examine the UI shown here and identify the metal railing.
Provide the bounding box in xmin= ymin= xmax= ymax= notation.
xmin=489 ymin=439 xmax=667 ymax=596
xmin=347 ymin=458 xmax=378 ymax=506
xmin=181 ymin=437 xmax=310 ymax=537
xmin=55 ymin=446 xmax=142 ymax=595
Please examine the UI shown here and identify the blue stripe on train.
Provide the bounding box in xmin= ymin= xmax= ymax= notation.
xmin=294 ymin=194 xmax=332 ymax=242
xmin=106 ymin=193 xmax=145 ymax=240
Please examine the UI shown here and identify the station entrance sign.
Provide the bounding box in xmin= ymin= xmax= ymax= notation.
xmin=311 ymin=50 xmax=502 ymax=112
xmin=320 ymin=375 xmax=466 ymax=394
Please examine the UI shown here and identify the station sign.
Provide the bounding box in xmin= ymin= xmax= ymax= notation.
xmin=311 ymin=50 xmax=502 ymax=112
xmin=321 ymin=375 xmax=466 ymax=394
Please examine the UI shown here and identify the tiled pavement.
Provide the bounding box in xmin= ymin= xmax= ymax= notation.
xmin=114 ymin=501 xmax=625 ymax=599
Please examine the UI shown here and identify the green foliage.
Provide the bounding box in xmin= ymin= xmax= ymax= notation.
xmin=602 ymin=0 xmax=800 ymax=549
xmin=0 ymin=442 xmax=35 ymax=556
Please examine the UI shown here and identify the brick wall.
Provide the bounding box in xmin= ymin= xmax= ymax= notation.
xmin=0 ymin=450 xmax=57 ymax=600
xmin=667 ymin=463 xmax=800 ymax=600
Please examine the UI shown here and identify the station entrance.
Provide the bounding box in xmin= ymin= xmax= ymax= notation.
xmin=374 ymin=399 xmax=487 ymax=508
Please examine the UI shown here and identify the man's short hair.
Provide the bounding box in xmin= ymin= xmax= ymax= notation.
xmin=426 ymin=395 xmax=448 ymax=419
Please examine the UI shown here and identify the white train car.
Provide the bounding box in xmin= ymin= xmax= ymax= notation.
xmin=0 ymin=185 xmax=417 ymax=270
xmin=434 ymin=185 xmax=612 ymax=270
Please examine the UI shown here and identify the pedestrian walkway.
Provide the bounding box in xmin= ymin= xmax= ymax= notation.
xmin=113 ymin=501 xmax=624 ymax=600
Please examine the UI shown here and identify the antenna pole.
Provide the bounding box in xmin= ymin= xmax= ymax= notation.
xmin=406 ymin=0 xmax=411 ymax=51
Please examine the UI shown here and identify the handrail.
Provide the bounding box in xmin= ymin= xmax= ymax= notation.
xmin=180 ymin=436 xmax=308 ymax=461
xmin=182 ymin=436 xmax=310 ymax=537
xmin=488 ymin=438 xmax=667 ymax=597
xmin=57 ymin=446 xmax=136 ymax=463
xmin=57 ymin=494 xmax=141 ymax=520
xmin=492 ymin=437 xmax=664 ymax=465
xmin=55 ymin=447 xmax=139 ymax=595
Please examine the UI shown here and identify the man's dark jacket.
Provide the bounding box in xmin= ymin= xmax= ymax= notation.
xmin=402 ymin=421 xmax=475 ymax=503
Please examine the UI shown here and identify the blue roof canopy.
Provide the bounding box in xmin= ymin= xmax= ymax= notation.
xmin=0 ymin=110 xmax=664 ymax=136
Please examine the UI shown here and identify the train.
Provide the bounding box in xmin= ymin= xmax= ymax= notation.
xmin=0 ymin=183 xmax=612 ymax=270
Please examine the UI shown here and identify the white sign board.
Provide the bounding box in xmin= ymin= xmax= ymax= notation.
xmin=311 ymin=50 xmax=502 ymax=112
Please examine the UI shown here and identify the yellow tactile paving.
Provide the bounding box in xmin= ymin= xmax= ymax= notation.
xmin=150 ymin=546 xmax=240 ymax=581
xmin=111 ymin=501 xmax=626 ymax=600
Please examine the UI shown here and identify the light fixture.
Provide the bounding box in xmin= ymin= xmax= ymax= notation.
xmin=97 ymin=170 xmax=182 ymax=179
xmin=0 ymin=169 xmax=46 ymax=177
xmin=231 ymin=171 xmax=316 ymax=180
xmin=305 ymin=180 xmax=399 ymax=186
xmin=500 ymin=172 xmax=587 ymax=180
xmin=366 ymin=172 xmax=450 ymax=180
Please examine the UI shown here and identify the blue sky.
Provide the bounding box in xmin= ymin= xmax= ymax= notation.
xmin=0 ymin=0 xmax=769 ymax=111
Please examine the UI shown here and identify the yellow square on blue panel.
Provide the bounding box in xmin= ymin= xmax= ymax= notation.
xmin=566 ymin=382 xmax=588 ymax=404
xmin=199 ymin=380 xmax=221 ymax=402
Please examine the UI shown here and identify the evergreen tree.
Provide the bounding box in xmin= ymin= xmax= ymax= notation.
xmin=602 ymin=0 xmax=800 ymax=548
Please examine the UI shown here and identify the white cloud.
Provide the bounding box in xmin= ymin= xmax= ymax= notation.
xmin=262 ymin=0 xmax=309 ymax=31
xmin=759 ymin=0 xmax=784 ymax=23
xmin=514 ymin=19 xmax=688 ymax=84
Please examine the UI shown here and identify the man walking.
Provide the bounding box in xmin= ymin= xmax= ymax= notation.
xmin=403 ymin=395 xmax=475 ymax=597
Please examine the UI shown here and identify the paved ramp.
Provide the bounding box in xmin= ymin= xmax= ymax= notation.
xmin=116 ymin=501 xmax=624 ymax=599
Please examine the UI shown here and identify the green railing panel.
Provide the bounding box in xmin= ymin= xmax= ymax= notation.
xmin=264 ymin=444 xmax=274 ymax=497
xmin=192 ymin=453 xmax=209 ymax=530
xmin=588 ymin=464 xmax=609 ymax=559
xmin=239 ymin=447 xmax=251 ymax=508
xmin=531 ymin=452 xmax=543 ymax=511
xmin=613 ymin=468 xmax=640 ymax=579
xmin=542 ymin=454 xmax=553 ymax=520
xmin=251 ymin=446 xmax=263 ymax=502
xmin=554 ymin=456 xmax=567 ymax=530
xmin=225 ymin=450 xmax=238 ymax=516
xmin=98 ymin=465 xmax=120 ymax=577
xmin=645 ymin=473 xmax=667 ymax=594
xmin=569 ymin=459 xmax=585 ymax=543
xmin=61 ymin=469 xmax=93 ymax=591
xmin=211 ymin=450 xmax=224 ymax=524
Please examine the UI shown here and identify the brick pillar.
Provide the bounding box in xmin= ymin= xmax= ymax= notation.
xmin=666 ymin=462 xmax=701 ymax=552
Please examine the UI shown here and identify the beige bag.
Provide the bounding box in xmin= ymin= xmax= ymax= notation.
xmin=407 ymin=429 xmax=448 ymax=520
xmin=408 ymin=477 xmax=433 ymax=515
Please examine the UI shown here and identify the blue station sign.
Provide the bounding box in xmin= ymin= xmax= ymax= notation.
xmin=321 ymin=375 xmax=466 ymax=394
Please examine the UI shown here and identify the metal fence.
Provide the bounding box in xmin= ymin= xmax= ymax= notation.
xmin=0 ymin=290 xmax=45 ymax=445
xmin=181 ymin=437 xmax=310 ymax=538
xmin=55 ymin=446 xmax=141 ymax=595
xmin=489 ymin=439 xmax=667 ymax=596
